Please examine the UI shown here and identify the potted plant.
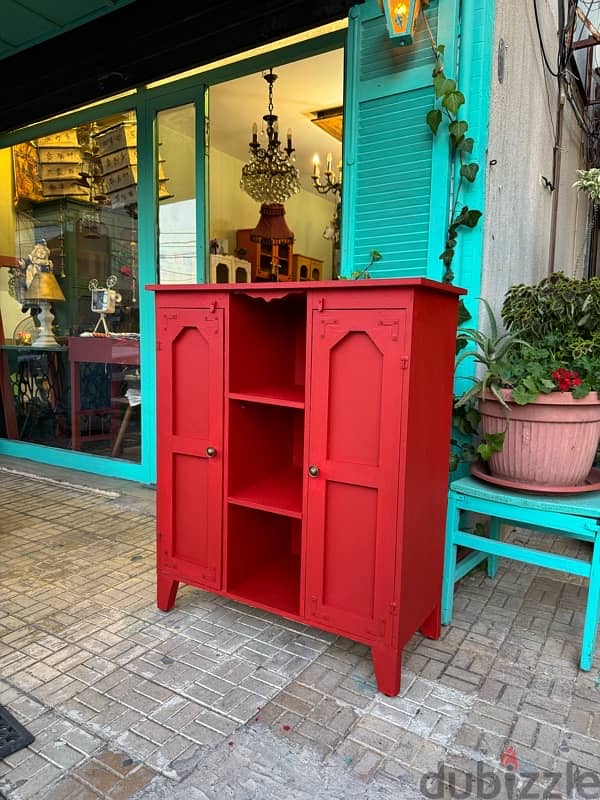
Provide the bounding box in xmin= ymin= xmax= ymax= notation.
xmin=454 ymin=273 xmax=600 ymax=489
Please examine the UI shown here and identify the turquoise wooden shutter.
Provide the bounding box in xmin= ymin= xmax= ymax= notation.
xmin=342 ymin=0 xmax=459 ymax=279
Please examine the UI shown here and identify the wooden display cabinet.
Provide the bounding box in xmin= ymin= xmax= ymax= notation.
xmin=151 ymin=278 xmax=464 ymax=696
xmin=236 ymin=228 xmax=293 ymax=282
xmin=292 ymin=253 xmax=323 ymax=281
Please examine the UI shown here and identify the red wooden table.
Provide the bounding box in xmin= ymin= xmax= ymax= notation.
xmin=68 ymin=336 xmax=139 ymax=451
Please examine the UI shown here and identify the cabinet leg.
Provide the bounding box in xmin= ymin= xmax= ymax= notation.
xmin=420 ymin=605 xmax=441 ymax=640
xmin=157 ymin=573 xmax=179 ymax=611
xmin=371 ymin=644 xmax=402 ymax=697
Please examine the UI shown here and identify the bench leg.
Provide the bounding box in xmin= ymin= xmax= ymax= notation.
xmin=487 ymin=517 xmax=501 ymax=578
xmin=581 ymin=533 xmax=600 ymax=671
xmin=442 ymin=492 xmax=459 ymax=625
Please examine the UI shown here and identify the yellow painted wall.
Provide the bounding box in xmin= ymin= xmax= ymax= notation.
xmin=0 ymin=148 xmax=29 ymax=338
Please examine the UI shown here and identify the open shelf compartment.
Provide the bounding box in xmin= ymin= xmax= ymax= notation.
xmin=226 ymin=505 xmax=301 ymax=616
xmin=227 ymin=400 xmax=304 ymax=517
xmin=228 ymin=293 xmax=306 ymax=403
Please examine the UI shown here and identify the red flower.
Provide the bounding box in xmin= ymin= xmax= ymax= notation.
xmin=551 ymin=368 xmax=581 ymax=392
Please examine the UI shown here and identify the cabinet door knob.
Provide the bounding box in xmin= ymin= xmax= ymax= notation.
xmin=206 ymin=447 xmax=217 ymax=457
xmin=308 ymin=465 xmax=320 ymax=477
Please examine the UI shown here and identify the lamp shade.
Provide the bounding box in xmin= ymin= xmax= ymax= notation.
xmin=26 ymin=271 xmax=65 ymax=303
xmin=383 ymin=0 xmax=422 ymax=45
xmin=250 ymin=203 xmax=294 ymax=245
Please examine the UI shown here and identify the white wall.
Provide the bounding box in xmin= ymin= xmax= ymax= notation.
xmin=480 ymin=0 xmax=587 ymax=326
xmin=209 ymin=148 xmax=336 ymax=276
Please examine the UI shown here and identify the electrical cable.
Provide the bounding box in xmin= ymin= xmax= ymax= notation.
xmin=533 ymin=0 xmax=559 ymax=76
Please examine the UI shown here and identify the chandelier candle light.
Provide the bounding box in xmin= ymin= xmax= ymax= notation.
xmin=312 ymin=152 xmax=342 ymax=196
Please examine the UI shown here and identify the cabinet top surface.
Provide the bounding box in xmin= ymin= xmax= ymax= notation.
xmin=146 ymin=278 xmax=466 ymax=297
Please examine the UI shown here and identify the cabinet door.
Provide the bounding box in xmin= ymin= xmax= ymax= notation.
xmin=305 ymin=308 xmax=407 ymax=641
xmin=156 ymin=307 xmax=224 ymax=589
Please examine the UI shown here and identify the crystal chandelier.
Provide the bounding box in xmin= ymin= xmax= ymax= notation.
xmin=240 ymin=69 xmax=300 ymax=204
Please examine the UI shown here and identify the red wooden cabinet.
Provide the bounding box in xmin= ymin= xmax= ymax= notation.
xmin=150 ymin=279 xmax=464 ymax=696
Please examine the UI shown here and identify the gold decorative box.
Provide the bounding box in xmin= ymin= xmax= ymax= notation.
xmin=104 ymin=165 xmax=138 ymax=193
xmin=39 ymin=163 xmax=82 ymax=180
xmin=37 ymin=130 xmax=79 ymax=148
xmin=107 ymin=185 xmax=138 ymax=208
xmin=99 ymin=147 xmax=136 ymax=175
xmin=38 ymin=147 xmax=81 ymax=164
xmin=95 ymin=123 xmax=137 ymax=157
xmin=42 ymin=180 xmax=88 ymax=197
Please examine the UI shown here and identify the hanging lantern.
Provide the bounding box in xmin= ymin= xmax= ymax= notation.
xmin=383 ymin=0 xmax=422 ymax=45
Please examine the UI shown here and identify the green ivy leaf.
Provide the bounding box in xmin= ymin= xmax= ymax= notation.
xmin=435 ymin=76 xmax=456 ymax=98
xmin=457 ymin=137 xmax=474 ymax=154
xmin=477 ymin=432 xmax=505 ymax=461
xmin=454 ymin=209 xmax=482 ymax=228
xmin=449 ymin=120 xmax=468 ymax=139
xmin=460 ymin=163 xmax=479 ymax=183
xmin=442 ymin=90 xmax=465 ymax=115
xmin=439 ymin=248 xmax=454 ymax=266
xmin=426 ymin=109 xmax=442 ymax=135
xmin=458 ymin=298 xmax=472 ymax=325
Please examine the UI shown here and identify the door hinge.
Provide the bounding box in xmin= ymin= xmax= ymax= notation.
xmin=309 ymin=594 xmax=328 ymax=620
xmin=400 ymin=357 xmax=409 ymax=369
xmin=156 ymin=340 xmax=162 ymax=351
xmin=162 ymin=313 xmax=177 ymax=330
xmin=378 ymin=318 xmax=400 ymax=341
xmin=316 ymin=297 xmax=325 ymax=312
xmin=389 ymin=602 xmax=398 ymax=617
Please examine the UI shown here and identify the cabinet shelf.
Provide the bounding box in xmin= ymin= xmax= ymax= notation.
xmin=228 ymin=466 xmax=303 ymax=518
xmin=226 ymin=505 xmax=301 ymax=616
xmin=227 ymin=553 xmax=301 ymax=616
xmin=228 ymin=386 xmax=304 ymax=409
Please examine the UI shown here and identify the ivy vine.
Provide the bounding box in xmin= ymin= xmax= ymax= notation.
xmin=426 ymin=44 xmax=482 ymax=284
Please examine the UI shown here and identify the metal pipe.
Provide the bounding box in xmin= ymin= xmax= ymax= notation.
xmin=547 ymin=86 xmax=565 ymax=275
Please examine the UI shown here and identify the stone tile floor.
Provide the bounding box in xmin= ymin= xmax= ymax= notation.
xmin=0 ymin=456 xmax=600 ymax=799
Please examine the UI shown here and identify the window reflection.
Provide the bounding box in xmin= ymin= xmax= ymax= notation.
xmin=0 ymin=111 xmax=145 ymax=462
xmin=157 ymin=104 xmax=196 ymax=283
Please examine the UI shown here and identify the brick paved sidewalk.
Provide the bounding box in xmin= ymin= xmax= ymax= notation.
xmin=0 ymin=457 xmax=599 ymax=799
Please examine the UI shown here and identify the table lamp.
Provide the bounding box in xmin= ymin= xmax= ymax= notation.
xmin=26 ymin=271 xmax=65 ymax=348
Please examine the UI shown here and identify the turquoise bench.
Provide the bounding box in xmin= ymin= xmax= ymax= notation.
xmin=442 ymin=476 xmax=600 ymax=670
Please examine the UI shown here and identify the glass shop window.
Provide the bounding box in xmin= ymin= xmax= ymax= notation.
xmin=156 ymin=104 xmax=196 ymax=283
xmin=0 ymin=111 xmax=145 ymax=462
xmin=208 ymin=49 xmax=343 ymax=285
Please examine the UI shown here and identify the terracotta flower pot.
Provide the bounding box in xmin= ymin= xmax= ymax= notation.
xmin=479 ymin=389 xmax=600 ymax=487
